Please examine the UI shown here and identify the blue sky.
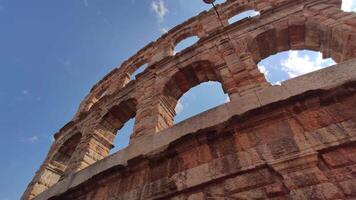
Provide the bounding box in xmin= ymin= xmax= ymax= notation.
xmin=0 ymin=0 xmax=355 ymax=199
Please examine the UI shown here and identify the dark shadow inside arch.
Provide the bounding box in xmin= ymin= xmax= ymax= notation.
xmin=51 ymin=132 xmax=82 ymax=177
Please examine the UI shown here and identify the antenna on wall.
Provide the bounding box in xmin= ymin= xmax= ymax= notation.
xmin=203 ymin=0 xmax=225 ymax=28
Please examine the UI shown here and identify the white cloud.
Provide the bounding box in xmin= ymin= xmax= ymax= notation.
xmin=21 ymin=136 xmax=39 ymax=144
xmin=175 ymin=100 xmax=183 ymax=114
xmin=252 ymin=11 xmax=260 ymax=16
xmin=258 ymin=64 xmax=269 ymax=77
xmin=273 ymin=81 xmax=282 ymax=86
xmin=225 ymin=96 xmax=230 ymax=103
xmin=160 ymin=27 xmax=168 ymax=34
xmin=281 ymin=51 xmax=335 ymax=78
xmin=151 ymin=0 xmax=168 ymax=22
xmin=342 ymin=0 xmax=356 ymax=12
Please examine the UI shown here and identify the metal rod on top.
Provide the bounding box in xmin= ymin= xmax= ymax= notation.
xmin=203 ymin=0 xmax=225 ymax=28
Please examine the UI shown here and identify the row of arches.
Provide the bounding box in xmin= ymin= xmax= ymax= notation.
xmin=93 ymin=0 xmax=356 ymax=151
xmin=64 ymin=7 xmax=268 ymax=161
xmin=109 ymin=51 xmax=336 ymax=154
xmin=77 ymin=6 xmax=269 ymax=116
xmin=79 ymin=0 xmax=352 ymax=116
xmin=31 ymin=23 xmax=346 ymax=200
xmin=47 ymin=0 xmax=355 ymax=184
xmin=75 ymin=6 xmax=356 ymax=157
xmin=123 ymin=9 xmax=261 ymax=85
xmin=25 ymin=1 xmax=356 ymax=199
xmin=42 ymin=13 xmax=352 ymax=194
xmin=172 ymin=9 xmax=260 ymax=55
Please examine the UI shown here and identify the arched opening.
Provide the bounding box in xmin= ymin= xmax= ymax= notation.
xmin=130 ymin=63 xmax=149 ymax=80
xmin=51 ymin=132 xmax=82 ymax=177
xmin=24 ymin=132 xmax=82 ymax=197
xmin=228 ymin=10 xmax=260 ymax=24
xmin=111 ymin=119 xmax=134 ymax=153
xmin=100 ymin=99 xmax=137 ymax=154
xmin=159 ymin=60 xmax=227 ymax=129
xmin=247 ymin=16 xmax=356 ymax=82
xmin=174 ymin=36 xmax=199 ymax=55
xmin=174 ymin=81 xmax=228 ymax=123
xmin=257 ymin=50 xmax=336 ymax=85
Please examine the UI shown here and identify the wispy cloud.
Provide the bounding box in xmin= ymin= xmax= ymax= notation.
xmin=83 ymin=0 xmax=89 ymax=7
xmin=151 ymin=0 xmax=169 ymax=34
xmin=0 ymin=5 xmax=4 ymax=11
xmin=342 ymin=0 xmax=356 ymax=12
xmin=280 ymin=51 xmax=335 ymax=78
xmin=175 ymin=100 xmax=183 ymax=114
xmin=22 ymin=90 xmax=29 ymax=96
xmin=273 ymin=81 xmax=282 ymax=85
xmin=151 ymin=0 xmax=168 ymax=22
xmin=160 ymin=27 xmax=168 ymax=34
xmin=21 ymin=135 xmax=39 ymax=144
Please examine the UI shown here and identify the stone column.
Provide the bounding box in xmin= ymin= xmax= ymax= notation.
xmin=130 ymin=75 xmax=159 ymax=140
xmin=63 ymin=130 xmax=113 ymax=176
xmin=216 ymin=36 xmax=269 ymax=100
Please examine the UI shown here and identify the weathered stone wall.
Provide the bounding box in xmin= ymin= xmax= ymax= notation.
xmin=31 ymin=60 xmax=356 ymax=200
xmin=22 ymin=0 xmax=356 ymax=199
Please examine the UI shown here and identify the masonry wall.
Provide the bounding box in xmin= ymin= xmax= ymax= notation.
xmin=32 ymin=60 xmax=356 ymax=200
xmin=22 ymin=0 xmax=356 ymax=199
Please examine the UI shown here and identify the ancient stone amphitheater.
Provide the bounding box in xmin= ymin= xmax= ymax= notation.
xmin=22 ymin=0 xmax=356 ymax=199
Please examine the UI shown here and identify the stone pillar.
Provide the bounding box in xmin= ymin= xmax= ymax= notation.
xmin=130 ymin=75 xmax=158 ymax=140
xmin=63 ymin=131 xmax=112 ymax=176
xmin=217 ymin=36 xmax=269 ymax=100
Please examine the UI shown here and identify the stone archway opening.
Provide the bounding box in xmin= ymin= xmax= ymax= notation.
xmin=159 ymin=60 xmax=228 ymax=129
xmin=111 ymin=118 xmax=134 ymax=153
xmin=174 ymin=36 xmax=200 ymax=55
xmin=52 ymin=133 xmax=82 ymax=175
xmin=257 ymin=50 xmax=336 ymax=85
xmin=228 ymin=10 xmax=260 ymax=24
xmin=174 ymin=81 xmax=228 ymax=123
xmin=130 ymin=63 xmax=149 ymax=80
xmin=100 ymin=98 xmax=137 ymax=154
